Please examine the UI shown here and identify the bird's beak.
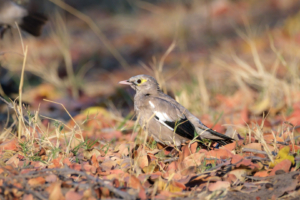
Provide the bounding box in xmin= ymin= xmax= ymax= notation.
xmin=119 ymin=80 xmax=131 ymax=85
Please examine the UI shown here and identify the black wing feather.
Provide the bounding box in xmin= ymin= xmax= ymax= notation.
xmin=206 ymin=129 xmax=234 ymax=145
xmin=154 ymin=115 xmax=234 ymax=146
xmin=155 ymin=116 xmax=195 ymax=140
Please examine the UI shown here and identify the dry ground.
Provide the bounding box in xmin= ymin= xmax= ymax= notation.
xmin=0 ymin=0 xmax=300 ymax=199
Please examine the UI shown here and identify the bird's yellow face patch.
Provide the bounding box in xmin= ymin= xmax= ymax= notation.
xmin=136 ymin=78 xmax=147 ymax=85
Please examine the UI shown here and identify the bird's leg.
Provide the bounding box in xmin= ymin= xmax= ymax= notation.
xmin=0 ymin=25 xmax=12 ymax=39
xmin=9 ymin=26 xmax=13 ymax=38
xmin=157 ymin=144 xmax=180 ymax=157
xmin=0 ymin=25 xmax=7 ymax=39
xmin=169 ymin=147 xmax=179 ymax=157
xmin=197 ymin=141 xmax=212 ymax=151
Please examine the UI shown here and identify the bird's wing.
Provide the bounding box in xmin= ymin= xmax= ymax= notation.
xmin=147 ymin=97 xmax=196 ymax=140
xmin=156 ymin=93 xmax=234 ymax=144
xmin=196 ymin=124 xmax=234 ymax=145
xmin=147 ymin=94 xmax=234 ymax=145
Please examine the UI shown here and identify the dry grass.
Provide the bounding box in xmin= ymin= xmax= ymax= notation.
xmin=0 ymin=1 xmax=300 ymax=198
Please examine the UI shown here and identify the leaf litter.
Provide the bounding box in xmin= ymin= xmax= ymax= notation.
xmin=1 ymin=0 xmax=300 ymax=199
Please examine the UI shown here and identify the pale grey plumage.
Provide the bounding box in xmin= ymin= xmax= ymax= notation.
xmin=119 ymin=74 xmax=234 ymax=147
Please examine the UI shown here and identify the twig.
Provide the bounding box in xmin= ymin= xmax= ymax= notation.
xmin=24 ymin=188 xmax=47 ymax=200
xmin=163 ymin=157 xmax=179 ymax=163
xmin=242 ymin=148 xmax=268 ymax=155
xmin=18 ymin=45 xmax=28 ymax=139
xmin=284 ymin=135 xmax=300 ymax=143
xmin=244 ymin=156 xmax=270 ymax=161
xmin=243 ymin=175 xmax=266 ymax=181
xmin=0 ymin=173 xmax=47 ymax=200
xmin=0 ymin=95 xmax=13 ymax=108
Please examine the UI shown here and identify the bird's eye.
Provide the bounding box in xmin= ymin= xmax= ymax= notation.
xmin=137 ymin=79 xmax=142 ymax=84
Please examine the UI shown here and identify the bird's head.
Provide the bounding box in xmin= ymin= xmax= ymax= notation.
xmin=119 ymin=74 xmax=160 ymax=94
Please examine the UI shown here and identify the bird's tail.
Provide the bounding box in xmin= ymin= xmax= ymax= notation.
xmin=205 ymin=128 xmax=234 ymax=146
xmin=20 ymin=12 xmax=47 ymax=36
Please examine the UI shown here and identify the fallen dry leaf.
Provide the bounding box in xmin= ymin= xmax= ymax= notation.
xmin=204 ymin=148 xmax=234 ymax=159
xmin=0 ymin=2 xmax=299 ymax=199
xmin=28 ymin=177 xmax=46 ymax=186
xmin=208 ymin=181 xmax=230 ymax=191
xmin=0 ymin=139 xmax=18 ymax=151
xmin=22 ymin=194 xmax=33 ymax=200
xmin=254 ymin=170 xmax=269 ymax=177
xmin=46 ymin=182 xmax=65 ymax=200
xmin=243 ymin=143 xmax=262 ymax=151
xmin=227 ymin=169 xmax=250 ymax=182
xmin=6 ymin=153 xmax=19 ymax=168
xmin=269 ymin=160 xmax=292 ymax=176
xmin=83 ymin=149 xmax=101 ymax=160
xmin=65 ymin=190 xmax=83 ymax=200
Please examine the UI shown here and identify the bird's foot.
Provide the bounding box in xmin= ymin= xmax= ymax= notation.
xmin=168 ymin=147 xmax=180 ymax=157
xmin=0 ymin=25 xmax=11 ymax=39
xmin=0 ymin=26 xmax=6 ymax=39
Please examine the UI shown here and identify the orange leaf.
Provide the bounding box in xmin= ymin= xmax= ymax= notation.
xmin=83 ymin=164 xmax=96 ymax=174
xmin=63 ymin=158 xmax=72 ymax=166
xmin=91 ymin=154 xmax=100 ymax=168
xmin=100 ymin=160 xmax=118 ymax=171
xmin=114 ymin=144 xmax=130 ymax=156
xmin=190 ymin=142 xmax=198 ymax=154
xmin=45 ymin=175 xmax=58 ymax=183
xmin=6 ymin=154 xmax=19 ymax=168
xmin=227 ymin=169 xmax=249 ymax=182
xmin=22 ymin=194 xmax=33 ymax=200
xmin=205 ymin=149 xmax=234 ymax=159
xmin=28 ymin=177 xmax=46 ymax=186
xmin=236 ymin=159 xmax=260 ymax=170
xmin=254 ymin=171 xmax=269 ymax=177
xmin=127 ymin=175 xmax=143 ymax=190
xmin=243 ymin=143 xmax=262 ymax=151
xmin=225 ymin=174 xmax=237 ymax=183
xmin=0 ymin=139 xmax=18 ymax=151
xmin=269 ymin=160 xmax=292 ymax=176
xmin=46 ymin=182 xmax=64 ymax=200
xmin=231 ymin=154 xmax=244 ymax=164
xmin=208 ymin=181 xmax=230 ymax=191
xmin=51 ymin=157 xmax=62 ymax=168
xmin=110 ymin=169 xmax=124 ymax=174
xmin=166 ymin=161 xmax=178 ymax=173
xmin=149 ymin=172 xmax=162 ymax=181
xmin=83 ymin=149 xmax=101 ymax=160
xmin=222 ymin=142 xmax=236 ymax=151
xmin=126 ymin=175 xmax=146 ymax=199
xmin=138 ymin=154 xmax=149 ymax=169
xmin=70 ymin=163 xmax=82 ymax=171
xmin=138 ymin=188 xmax=147 ymax=200
xmin=65 ymin=190 xmax=83 ymax=200
xmin=178 ymin=145 xmax=192 ymax=163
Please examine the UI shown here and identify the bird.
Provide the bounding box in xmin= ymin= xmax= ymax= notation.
xmin=0 ymin=0 xmax=47 ymax=38
xmin=119 ymin=74 xmax=234 ymax=148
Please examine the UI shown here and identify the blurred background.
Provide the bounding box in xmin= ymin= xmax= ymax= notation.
xmin=1 ymin=0 xmax=300 ymax=135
